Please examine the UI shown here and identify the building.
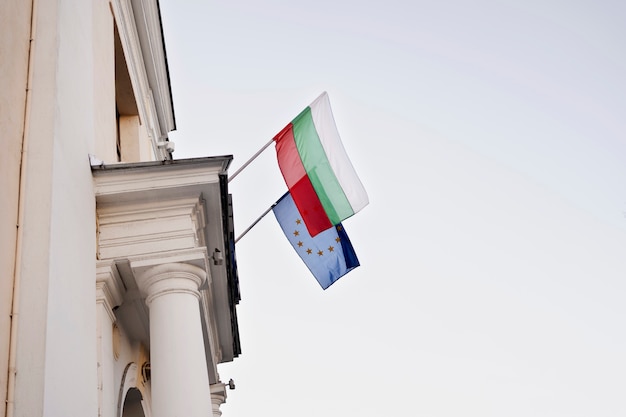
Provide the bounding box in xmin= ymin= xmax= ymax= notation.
xmin=0 ymin=1 xmax=241 ymax=416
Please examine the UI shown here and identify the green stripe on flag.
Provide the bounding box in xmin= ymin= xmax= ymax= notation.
xmin=292 ymin=108 xmax=354 ymax=224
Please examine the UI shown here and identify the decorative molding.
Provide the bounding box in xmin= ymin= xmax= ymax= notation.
xmin=96 ymin=260 xmax=126 ymax=323
xmin=117 ymin=362 xmax=139 ymax=417
xmin=137 ymin=262 xmax=206 ymax=306
xmin=110 ymin=0 xmax=171 ymax=160
xmin=210 ymin=382 xmax=228 ymax=417
xmin=92 ymin=158 xmax=228 ymax=203
xmin=127 ymin=247 xmax=210 ymax=277
xmin=130 ymin=0 xmax=175 ymax=132
xmin=97 ymin=198 xmax=205 ymax=260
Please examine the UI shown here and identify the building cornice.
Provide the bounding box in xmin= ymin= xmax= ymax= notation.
xmin=129 ymin=0 xmax=176 ymax=131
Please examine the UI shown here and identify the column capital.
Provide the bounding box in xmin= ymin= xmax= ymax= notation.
xmin=96 ymin=260 xmax=125 ymax=323
xmin=137 ymin=262 xmax=207 ymax=307
xmin=210 ymin=382 xmax=228 ymax=417
xmin=139 ymin=261 xmax=213 ymax=417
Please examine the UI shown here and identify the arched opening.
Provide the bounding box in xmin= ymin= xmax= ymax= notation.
xmin=121 ymin=387 xmax=146 ymax=417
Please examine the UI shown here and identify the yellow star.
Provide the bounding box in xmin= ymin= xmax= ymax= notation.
xmin=337 ymin=225 xmax=343 ymax=232
xmin=306 ymin=248 xmax=312 ymax=255
xmin=328 ymin=245 xmax=334 ymax=252
xmin=335 ymin=237 xmax=341 ymax=243
xmin=297 ymin=241 xmax=303 ymax=247
xmin=293 ymin=230 xmax=299 ymax=237
xmin=296 ymin=218 xmax=302 ymax=225
xmin=317 ymin=250 xmax=324 ymax=256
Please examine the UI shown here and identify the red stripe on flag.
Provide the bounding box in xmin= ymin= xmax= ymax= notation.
xmin=274 ymin=123 xmax=304 ymax=187
xmin=274 ymin=124 xmax=332 ymax=236
xmin=289 ymin=177 xmax=332 ymax=236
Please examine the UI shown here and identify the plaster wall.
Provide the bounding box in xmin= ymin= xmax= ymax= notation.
xmin=119 ymin=115 xmax=154 ymax=162
xmin=12 ymin=0 xmax=103 ymax=415
xmin=0 ymin=2 xmax=32 ymax=417
xmin=93 ymin=0 xmax=118 ymax=164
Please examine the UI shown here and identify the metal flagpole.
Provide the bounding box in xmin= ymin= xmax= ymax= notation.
xmin=228 ymin=138 xmax=274 ymax=183
xmin=235 ymin=202 xmax=278 ymax=244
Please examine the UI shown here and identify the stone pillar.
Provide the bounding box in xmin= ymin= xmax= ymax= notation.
xmin=96 ymin=263 xmax=124 ymax=417
xmin=138 ymin=263 xmax=212 ymax=417
xmin=210 ymin=383 xmax=227 ymax=417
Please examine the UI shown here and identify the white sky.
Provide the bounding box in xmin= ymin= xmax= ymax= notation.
xmin=160 ymin=1 xmax=626 ymax=416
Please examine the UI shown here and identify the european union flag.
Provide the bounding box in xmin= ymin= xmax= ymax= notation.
xmin=273 ymin=192 xmax=360 ymax=289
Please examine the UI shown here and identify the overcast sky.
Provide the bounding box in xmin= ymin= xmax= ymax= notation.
xmin=160 ymin=1 xmax=626 ymax=416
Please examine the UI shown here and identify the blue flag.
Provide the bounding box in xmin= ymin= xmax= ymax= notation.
xmin=273 ymin=192 xmax=360 ymax=289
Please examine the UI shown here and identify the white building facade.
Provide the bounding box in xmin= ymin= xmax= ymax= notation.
xmin=0 ymin=1 xmax=241 ymax=416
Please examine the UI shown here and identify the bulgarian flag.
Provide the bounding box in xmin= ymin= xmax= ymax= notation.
xmin=273 ymin=92 xmax=369 ymax=236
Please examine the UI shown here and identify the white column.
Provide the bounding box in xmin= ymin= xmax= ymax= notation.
xmin=210 ymin=383 xmax=227 ymax=417
xmin=139 ymin=263 xmax=212 ymax=417
xmin=211 ymin=395 xmax=224 ymax=417
xmin=96 ymin=263 xmax=124 ymax=417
